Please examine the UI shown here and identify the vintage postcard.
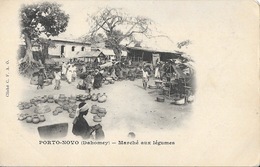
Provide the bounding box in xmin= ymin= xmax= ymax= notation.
xmin=0 ymin=0 xmax=259 ymax=166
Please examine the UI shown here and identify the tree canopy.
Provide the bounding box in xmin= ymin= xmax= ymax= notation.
xmin=87 ymin=7 xmax=152 ymax=59
xmin=19 ymin=2 xmax=69 ymax=76
xmin=20 ymin=2 xmax=69 ymax=40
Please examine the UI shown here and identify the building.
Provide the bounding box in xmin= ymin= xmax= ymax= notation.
xmin=48 ymin=39 xmax=91 ymax=58
xmin=126 ymin=46 xmax=182 ymax=65
xmin=74 ymin=51 xmax=106 ymax=63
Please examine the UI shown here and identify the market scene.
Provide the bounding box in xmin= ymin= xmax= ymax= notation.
xmin=17 ymin=2 xmax=196 ymax=140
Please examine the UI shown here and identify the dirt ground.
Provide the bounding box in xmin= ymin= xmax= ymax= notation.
xmin=18 ymin=77 xmax=192 ymax=139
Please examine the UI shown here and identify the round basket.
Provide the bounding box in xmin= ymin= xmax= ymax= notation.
xmin=53 ymin=110 xmax=59 ymax=116
xmin=98 ymin=108 xmax=107 ymax=113
xmin=48 ymin=95 xmax=54 ymax=99
xmin=47 ymin=99 xmax=55 ymax=103
xmin=157 ymin=97 xmax=165 ymax=102
xmin=149 ymin=85 xmax=157 ymax=89
xmin=93 ymin=118 xmax=102 ymax=122
xmin=97 ymin=112 xmax=106 ymax=117
xmin=59 ymin=94 xmax=66 ymax=98
xmin=109 ymin=80 xmax=115 ymax=84
xmin=69 ymin=112 xmax=76 ymax=118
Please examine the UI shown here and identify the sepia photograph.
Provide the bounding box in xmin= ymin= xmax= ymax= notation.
xmin=0 ymin=0 xmax=259 ymax=166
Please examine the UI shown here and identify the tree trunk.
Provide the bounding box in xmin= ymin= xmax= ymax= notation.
xmin=112 ymin=47 xmax=122 ymax=61
xmin=42 ymin=44 xmax=49 ymax=64
xmin=23 ymin=33 xmax=37 ymax=63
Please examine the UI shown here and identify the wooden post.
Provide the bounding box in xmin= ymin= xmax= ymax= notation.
xmin=141 ymin=51 xmax=144 ymax=62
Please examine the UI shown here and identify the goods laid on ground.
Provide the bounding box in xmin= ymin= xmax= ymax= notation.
xmin=148 ymin=84 xmax=157 ymax=89
xmin=34 ymin=103 xmax=51 ymax=114
xmin=90 ymin=105 xmax=99 ymax=114
xmin=172 ymin=98 xmax=186 ymax=105
xmin=156 ymin=96 xmax=165 ymax=102
xmin=91 ymin=93 xmax=98 ymax=101
xmin=18 ymin=92 xmax=108 ymax=124
xmin=90 ymin=105 xmax=107 ymax=122
xmin=187 ymin=95 xmax=194 ymax=103
xmin=18 ymin=113 xmax=46 ymax=124
xmin=43 ymin=79 xmax=52 ymax=86
xmin=93 ymin=115 xmax=102 ymax=122
xmin=98 ymin=93 xmax=107 ymax=103
xmin=26 ymin=115 xmax=33 ymax=123
xmin=30 ymin=76 xmax=38 ymax=85
xmin=109 ymin=80 xmax=115 ymax=84
xmin=18 ymin=102 xmax=33 ymax=110
xmin=69 ymin=111 xmax=76 ymax=118
xmin=18 ymin=113 xmax=29 ymax=121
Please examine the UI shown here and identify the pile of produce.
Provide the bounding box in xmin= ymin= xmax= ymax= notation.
xmin=90 ymin=105 xmax=107 ymax=122
xmin=47 ymin=95 xmax=55 ymax=103
xmin=17 ymin=92 xmax=108 ymax=123
xmin=104 ymin=77 xmax=115 ymax=85
xmin=90 ymin=93 xmax=108 ymax=103
xmin=53 ymin=106 xmax=63 ymax=116
xmin=97 ymin=93 xmax=107 ymax=103
xmin=34 ymin=103 xmax=51 ymax=114
xmin=18 ymin=113 xmax=46 ymax=124
xmin=18 ymin=102 xmax=33 ymax=110
xmin=156 ymin=96 xmax=165 ymax=102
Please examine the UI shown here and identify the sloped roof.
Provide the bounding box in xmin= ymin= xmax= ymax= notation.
xmin=100 ymin=48 xmax=115 ymax=56
xmin=75 ymin=51 xmax=105 ymax=58
xmin=52 ymin=39 xmax=91 ymax=45
xmin=127 ymin=46 xmax=180 ymax=54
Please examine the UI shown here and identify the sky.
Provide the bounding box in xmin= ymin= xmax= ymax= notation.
xmin=2 ymin=0 xmax=258 ymax=56
xmin=48 ymin=0 xmax=254 ymax=53
xmin=50 ymin=0 xmax=222 ymax=51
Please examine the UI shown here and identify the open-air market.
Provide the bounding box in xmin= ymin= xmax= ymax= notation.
xmin=17 ymin=2 xmax=196 ymax=140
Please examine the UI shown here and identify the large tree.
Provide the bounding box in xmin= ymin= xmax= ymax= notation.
xmin=20 ymin=2 xmax=69 ymax=74
xmin=87 ymin=7 xmax=152 ymax=60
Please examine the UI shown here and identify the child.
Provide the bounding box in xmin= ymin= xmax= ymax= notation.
xmin=54 ymin=67 xmax=61 ymax=90
xmin=37 ymin=69 xmax=45 ymax=89
xmin=142 ymin=68 xmax=149 ymax=90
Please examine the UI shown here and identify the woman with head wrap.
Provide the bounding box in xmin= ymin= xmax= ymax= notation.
xmin=72 ymin=102 xmax=94 ymax=139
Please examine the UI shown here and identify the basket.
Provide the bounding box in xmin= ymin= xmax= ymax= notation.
xmin=157 ymin=97 xmax=165 ymax=102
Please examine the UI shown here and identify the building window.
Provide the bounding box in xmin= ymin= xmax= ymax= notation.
xmin=81 ymin=47 xmax=85 ymax=51
xmin=72 ymin=46 xmax=75 ymax=51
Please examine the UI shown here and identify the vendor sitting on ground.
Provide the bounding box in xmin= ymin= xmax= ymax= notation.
xmin=93 ymin=69 xmax=103 ymax=89
xmin=72 ymin=102 xmax=94 ymax=139
xmin=77 ymin=74 xmax=92 ymax=93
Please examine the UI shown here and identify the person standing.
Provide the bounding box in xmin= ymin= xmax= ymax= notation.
xmin=62 ymin=62 xmax=67 ymax=76
xmin=142 ymin=68 xmax=149 ymax=90
xmin=53 ymin=67 xmax=61 ymax=90
xmin=37 ymin=68 xmax=46 ymax=89
xmin=154 ymin=62 xmax=161 ymax=79
xmin=66 ymin=64 xmax=73 ymax=84
xmin=72 ymin=64 xmax=77 ymax=82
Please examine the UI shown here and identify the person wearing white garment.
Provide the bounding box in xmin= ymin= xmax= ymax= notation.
xmin=142 ymin=68 xmax=149 ymax=90
xmin=61 ymin=62 xmax=67 ymax=76
xmin=154 ymin=62 xmax=161 ymax=79
xmin=71 ymin=64 xmax=77 ymax=82
xmin=66 ymin=64 xmax=73 ymax=84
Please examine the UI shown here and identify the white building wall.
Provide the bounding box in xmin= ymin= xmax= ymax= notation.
xmin=48 ymin=41 xmax=91 ymax=58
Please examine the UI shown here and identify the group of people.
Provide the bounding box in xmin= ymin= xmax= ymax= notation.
xmin=36 ymin=62 xmax=77 ymax=90
xmin=62 ymin=62 xmax=77 ymax=84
